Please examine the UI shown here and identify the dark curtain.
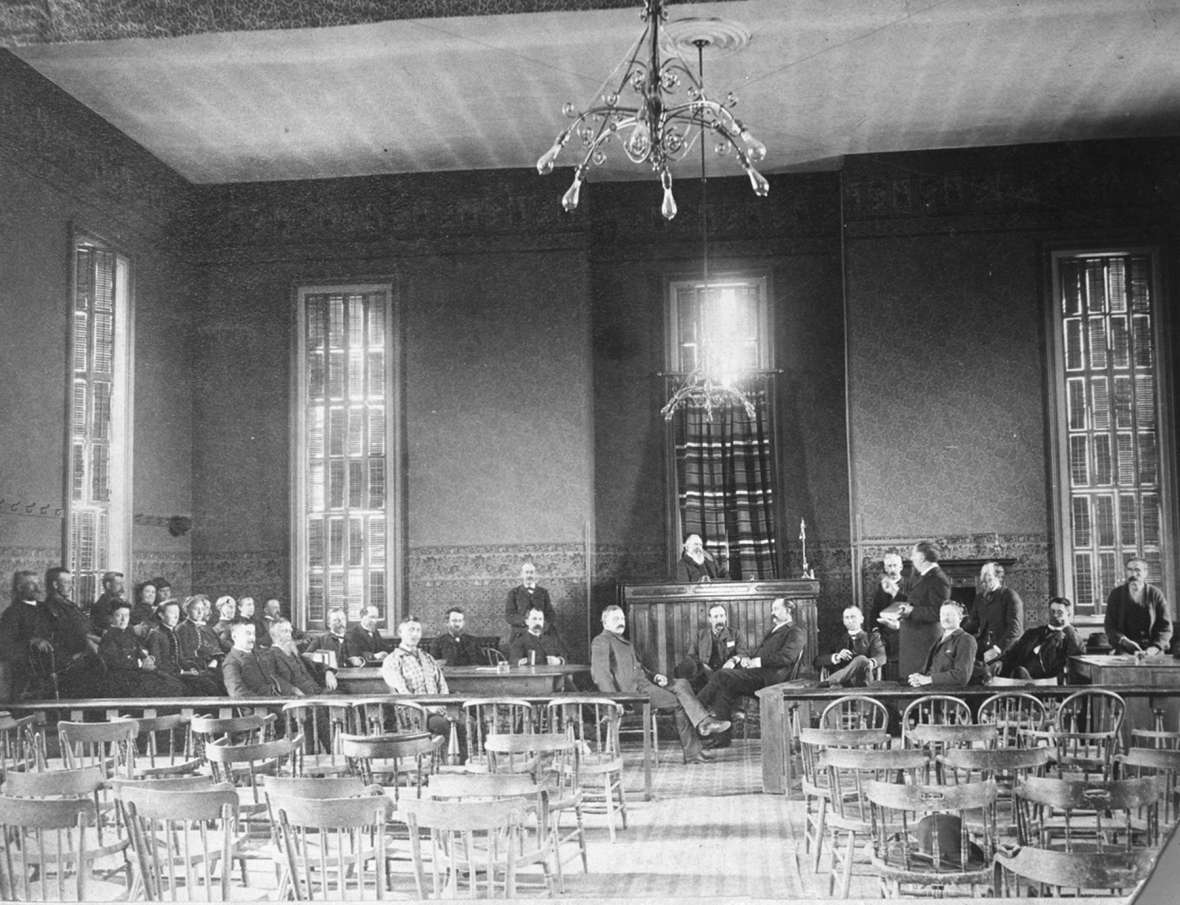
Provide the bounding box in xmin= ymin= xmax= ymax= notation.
xmin=674 ymin=389 xmax=778 ymax=580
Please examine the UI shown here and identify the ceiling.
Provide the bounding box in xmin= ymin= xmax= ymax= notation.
xmin=8 ymin=0 xmax=1180 ymax=185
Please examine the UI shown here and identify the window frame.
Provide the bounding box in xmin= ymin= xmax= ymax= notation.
xmin=1045 ymin=245 xmax=1178 ymax=618
xmin=662 ymin=270 xmax=779 ymax=574
xmin=62 ymin=229 xmax=134 ymax=601
xmin=290 ymin=280 xmax=405 ymax=633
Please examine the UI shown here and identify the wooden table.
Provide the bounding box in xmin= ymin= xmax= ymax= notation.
xmin=1070 ymin=654 xmax=1180 ymax=740
xmin=7 ymin=689 xmax=657 ymax=800
xmin=755 ymin=681 xmax=1180 ymax=797
xmin=336 ymin=664 xmax=589 ymax=696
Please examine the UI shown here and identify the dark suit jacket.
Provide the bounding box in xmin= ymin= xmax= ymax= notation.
xmin=509 ymin=631 xmax=568 ymax=664
xmin=430 ymin=632 xmax=484 ymax=666
xmin=1105 ymin=584 xmax=1173 ymax=652
xmin=815 ymin=629 xmax=886 ymax=671
xmin=505 ymin=586 xmax=556 ymax=637
xmin=749 ymin=622 xmax=807 ymax=682
xmin=921 ymin=629 xmax=977 ymax=686
xmin=899 ymin=565 xmax=952 ymax=676
xmin=223 ymin=647 xmax=299 ymax=697
xmin=591 ymin=630 xmax=651 ymax=694
xmin=999 ymin=624 xmax=1083 ymax=679
xmin=675 ymin=553 xmax=727 ymax=582
xmin=342 ymin=625 xmax=391 ymax=661
xmin=963 ymin=586 xmax=1024 ymax=657
xmin=685 ymin=626 xmax=746 ymax=671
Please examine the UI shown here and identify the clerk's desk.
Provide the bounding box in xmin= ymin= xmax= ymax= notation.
xmin=336 ymin=663 xmax=588 ymax=696
xmin=1070 ymin=653 xmax=1180 ymax=741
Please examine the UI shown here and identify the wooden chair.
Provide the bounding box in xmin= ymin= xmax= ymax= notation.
xmin=282 ymin=699 xmax=352 ymax=776
xmin=271 ymin=792 xmax=396 ymax=901
xmin=340 ymin=732 xmax=436 ymax=803
xmin=1117 ymin=746 xmax=1180 ymax=826
xmin=1045 ymin=690 xmax=1127 ymax=779
xmin=462 ymin=698 xmax=536 ymax=771
xmin=796 ymin=727 xmax=890 ymax=873
xmin=545 ymin=697 xmax=626 ymax=842
xmin=939 ymin=746 xmax=1054 ymax=833
xmin=0 ymin=712 xmax=42 ymax=776
xmin=110 ymin=773 xmax=220 ymax=792
xmin=995 ymin=844 xmax=1156 ymax=897
xmin=865 ymin=778 xmax=998 ymax=897
xmin=977 ymin=692 xmax=1050 ymax=748
xmin=2 ymin=764 xmax=133 ymax=886
xmin=129 ymin=714 xmax=202 ymax=778
xmin=1014 ymin=774 xmax=1162 ymax=852
xmin=822 ymin=747 xmax=931 ymax=898
xmin=58 ymin=718 xmax=139 ymax=779
xmin=190 ymin=713 xmax=276 ymax=766
xmin=425 ymin=772 xmax=557 ymax=896
xmin=397 ymin=797 xmax=532 ymax=899
xmin=906 ymin=723 xmax=998 ymax=778
xmin=484 ymin=731 xmax=587 ymax=888
xmin=348 ymin=699 xmax=432 ymax=736
xmin=118 ymin=784 xmax=245 ymax=902
xmin=483 ymin=646 xmax=509 ymax=666
xmin=0 ymin=795 xmax=129 ymax=902
xmin=901 ymin=694 xmax=972 ymax=738
xmin=818 ymin=694 xmax=890 ymax=731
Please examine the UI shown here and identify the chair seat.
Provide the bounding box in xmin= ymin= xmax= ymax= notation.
xmin=22 ymin=877 xmax=128 ymax=902
xmin=134 ymin=757 xmax=205 ymax=778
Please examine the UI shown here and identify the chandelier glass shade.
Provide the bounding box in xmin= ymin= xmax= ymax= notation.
xmin=536 ymin=0 xmax=768 ymax=219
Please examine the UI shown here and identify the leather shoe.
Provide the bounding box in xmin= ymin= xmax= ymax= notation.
xmin=697 ymin=716 xmax=732 ymax=738
xmin=702 ymin=733 xmax=732 ymax=750
xmin=683 ymin=750 xmax=716 ymax=764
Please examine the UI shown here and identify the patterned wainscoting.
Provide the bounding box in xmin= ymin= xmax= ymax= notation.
xmin=132 ymin=551 xmax=193 ymax=597
xmin=857 ymin=534 xmax=1052 ymax=625
xmin=0 ymin=546 xmax=62 ymax=595
xmin=190 ymin=551 xmax=290 ymax=607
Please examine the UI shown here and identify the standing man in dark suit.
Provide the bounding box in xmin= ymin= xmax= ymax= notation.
xmin=696 ymin=597 xmax=807 ymax=726
xmin=888 ymin=541 xmax=951 ymax=677
xmin=505 ymin=562 xmax=558 ymax=647
xmin=817 ymin=605 xmax=886 ymax=687
xmin=869 ymin=552 xmax=907 ymax=678
xmin=963 ymin=561 xmax=1023 ymax=681
xmin=673 ymin=602 xmax=747 ymax=693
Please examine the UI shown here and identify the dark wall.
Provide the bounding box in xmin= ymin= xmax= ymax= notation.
xmin=843 ymin=142 xmax=1180 ymax=628
xmin=190 ymin=173 xmax=596 ymax=652
xmin=0 ymin=51 xmax=196 ymax=608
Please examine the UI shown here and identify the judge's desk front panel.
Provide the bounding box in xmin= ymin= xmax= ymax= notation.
xmin=619 ymin=579 xmax=819 ymax=678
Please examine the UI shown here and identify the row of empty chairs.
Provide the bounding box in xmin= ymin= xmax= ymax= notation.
xmin=797 ymin=689 xmax=1175 ymax=899
xmin=0 ymin=695 xmax=640 ymax=900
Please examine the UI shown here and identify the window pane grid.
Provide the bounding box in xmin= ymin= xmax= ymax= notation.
xmin=1059 ymin=253 xmax=1164 ymax=612
xmin=304 ymin=289 xmax=390 ymax=624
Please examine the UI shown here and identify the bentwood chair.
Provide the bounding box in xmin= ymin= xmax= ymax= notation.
xmin=818 ymin=695 xmax=890 ymax=731
xmin=994 ymin=845 xmax=1156 ymax=898
xmin=901 ymin=695 xmax=972 ymax=738
xmin=462 ymin=698 xmax=536 ymax=771
xmin=822 ymin=747 xmax=931 ymax=898
xmin=865 ymin=778 xmax=998 ymax=898
xmin=271 ymin=792 xmax=397 ymax=901
xmin=484 ymin=731 xmax=587 ymax=888
xmin=397 ymin=798 xmax=533 ymax=899
xmin=797 ymin=727 xmax=890 ymax=873
xmin=1045 ymin=690 xmax=1127 ymax=779
xmin=282 ymin=699 xmax=351 ymax=776
xmin=1116 ymin=746 xmax=1180 ymax=826
xmin=545 ymin=697 xmax=626 ymax=843
xmin=977 ymin=692 xmax=1050 ymax=749
xmin=0 ymin=795 xmax=129 ymax=902
xmin=118 ymin=784 xmax=246 ymax=902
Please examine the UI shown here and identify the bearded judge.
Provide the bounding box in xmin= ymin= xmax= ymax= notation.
xmin=675 ymin=534 xmax=728 ymax=582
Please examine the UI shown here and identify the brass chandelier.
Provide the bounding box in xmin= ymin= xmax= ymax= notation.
xmin=536 ymin=0 xmax=768 ymax=219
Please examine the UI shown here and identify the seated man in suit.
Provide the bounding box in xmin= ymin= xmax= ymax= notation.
xmin=302 ymin=606 xmax=349 ymax=678
xmin=696 ymin=597 xmax=807 ymax=730
xmin=343 ymin=605 xmax=392 ymax=665
xmin=998 ymin=596 xmax=1083 ymax=680
xmin=429 ymin=606 xmax=484 ymax=666
xmin=591 ymin=604 xmax=729 ymax=764
xmin=509 ymin=606 xmax=568 ymax=665
xmin=907 ymin=602 xmax=977 ymax=688
xmin=673 ymin=603 xmax=746 ymax=693
xmin=817 ymin=605 xmax=886 ymax=687
xmin=223 ymin=621 xmax=301 ymax=697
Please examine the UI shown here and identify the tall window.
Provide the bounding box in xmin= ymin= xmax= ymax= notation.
xmin=293 ymin=284 xmax=402 ymax=629
xmin=67 ymin=236 xmax=132 ymax=606
xmin=1048 ymin=250 xmax=1174 ymax=613
xmin=665 ymin=275 xmax=778 ymax=579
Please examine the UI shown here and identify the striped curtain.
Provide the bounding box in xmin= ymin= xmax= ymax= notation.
xmin=674 ymin=389 xmax=778 ymax=579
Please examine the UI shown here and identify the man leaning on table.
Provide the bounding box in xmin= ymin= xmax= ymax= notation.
xmin=1104 ymin=558 xmax=1173 ymax=656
